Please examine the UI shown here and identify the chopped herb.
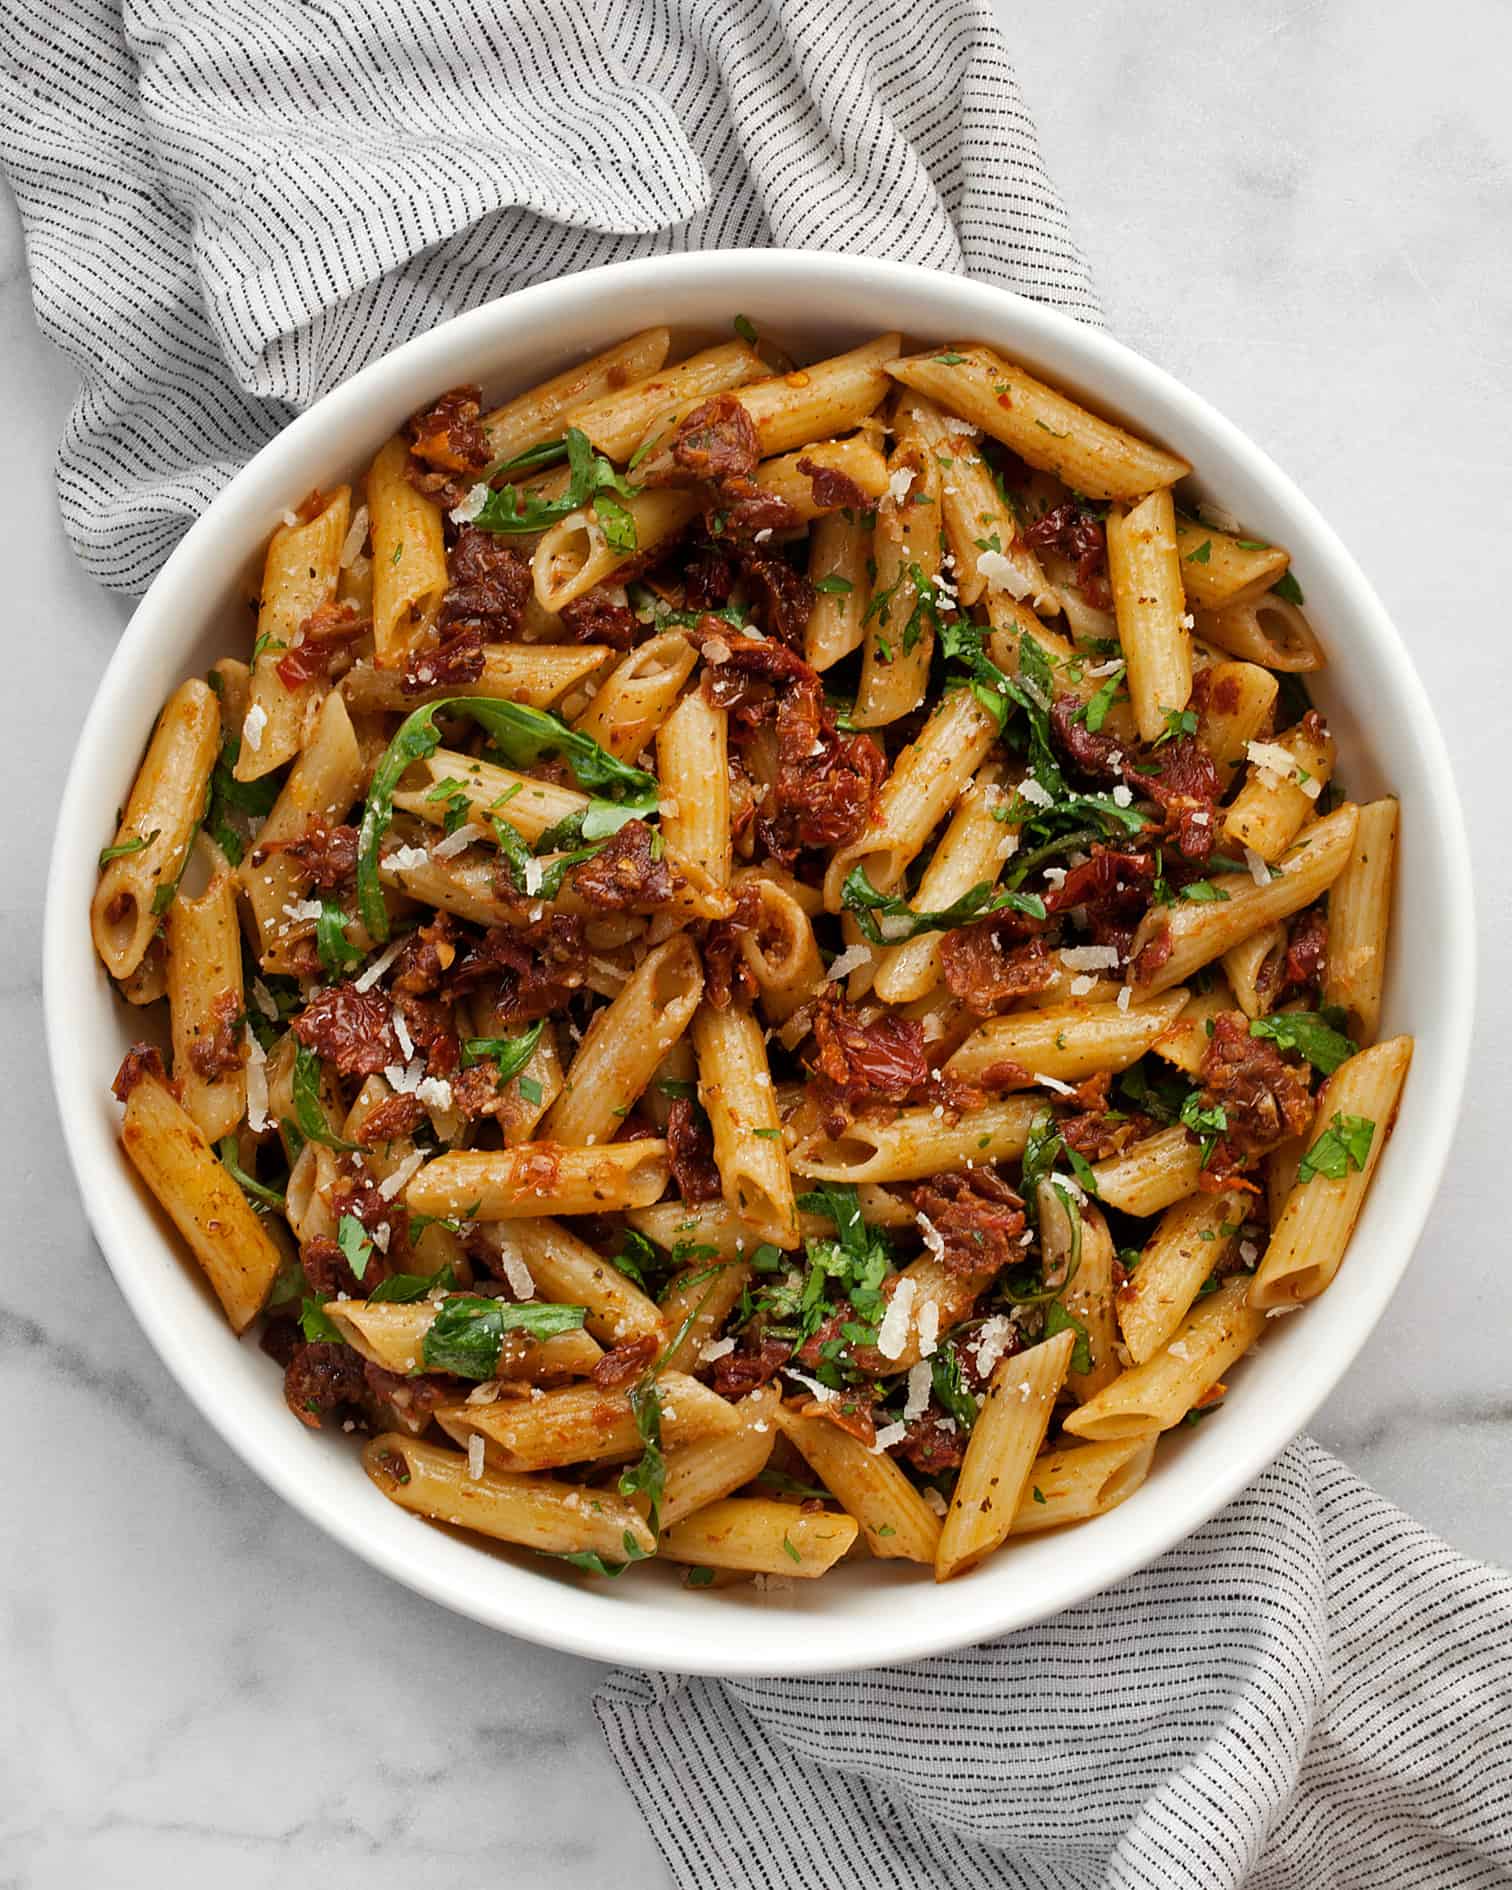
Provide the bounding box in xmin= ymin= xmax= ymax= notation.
xmin=1235 ymin=537 xmax=1271 ymax=551
xmin=291 ymin=1044 xmax=362 ymax=1151
xmin=812 ymin=574 xmax=854 ymax=596
xmin=1185 ymin=539 xmax=1213 ymax=565
xmin=931 ymin=1347 xmax=980 ymax=1431
xmin=1082 ymin=664 xmax=1125 ymax=734
xmin=1044 ymin=1299 xmax=1093 ymax=1375
xmin=461 ymin=1019 xmax=545 ymax=1090
xmin=215 ymin=1136 xmax=285 ymax=1211
xmin=98 ymin=829 xmax=158 ymax=869
xmin=368 ymin=1266 xmax=456 ymax=1304
xmin=1152 ymin=706 xmax=1199 ymax=748
xmin=470 ymin=427 xmax=640 ymax=538
xmin=608 ymin=1229 xmax=658 ymax=1293
xmin=299 ymin=1297 xmax=345 ymax=1343
xmin=1247 ymin=1010 xmax=1357 ymax=1076
xmin=752 ymin=1127 xmax=782 ymax=1140
xmin=656 ymin=1077 xmax=699 ymax=1101
xmin=1271 ymin=571 xmax=1305 ymax=606
xmin=618 ymin=1382 xmax=666 ymax=1530
xmin=481 ymin=438 xmax=568 ymax=481
xmin=391 ymin=541 xmax=404 ymax=565
xmin=1035 ymin=420 xmax=1070 ymax=438
xmin=1297 ymin=1112 xmax=1374 ymax=1184
xmin=594 ymin=490 xmax=638 ymax=555
xmin=1179 ymin=880 xmax=1230 ymax=904
xmin=517 ymin=1074 xmax=544 ymax=1106
xmin=1032 ymin=1486 xmax=1047 ymax=1505
xmin=1179 ymin=1090 xmax=1229 ymax=1168
xmin=316 ymin=900 xmax=365 ymax=978
xmin=841 ymin=863 xmax=1044 ymax=945
xmin=686 ymin=1565 xmax=716 ymax=1586
xmin=422 ymin=1295 xmax=588 ymax=1379
xmin=733 ymin=313 xmax=758 ymax=343
xmin=933 ymin=352 xmax=967 ymax=365
xmin=336 ymin=1212 xmax=374 ymax=1282
xmin=782 ymin=1533 xmax=802 ymax=1564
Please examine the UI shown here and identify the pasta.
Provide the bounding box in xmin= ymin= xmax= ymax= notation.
xmin=94 ymin=325 xmax=1409 ymax=1591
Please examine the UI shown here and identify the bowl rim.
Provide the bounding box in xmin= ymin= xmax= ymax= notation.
xmin=43 ymin=249 xmax=1476 ymax=1675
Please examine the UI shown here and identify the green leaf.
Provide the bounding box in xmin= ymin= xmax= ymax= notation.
xmin=1044 ymin=1299 xmax=1093 ymax=1375
xmin=1297 ymin=1111 xmax=1374 ymax=1184
xmin=733 ymin=313 xmax=758 ymax=344
xmin=460 ymin=1019 xmax=545 ymax=1090
xmin=594 ymin=490 xmax=638 ymax=555
xmin=930 ymin=1348 xmax=981 ymax=1431
xmin=357 ymin=697 xmax=657 ymax=940
xmin=481 ymin=438 xmax=569 ymax=482
xmin=215 ymin=1136 xmax=286 ymax=1211
xmin=336 ymin=1212 xmax=373 ymax=1282
xmin=299 ymin=1297 xmax=345 ymax=1343
xmin=1185 ymin=539 xmax=1213 ymax=565
xmin=555 ymin=1547 xmax=639 ymax=1578
xmin=98 ymin=829 xmax=159 ymax=869
xmin=840 ymin=863 xmax=1044 ymax=945
xmin=1248 ymin=1010 xmax=1356 ymax=1076
xmin=781 ymin=1532 xmax=803 ymax=1564
xmin=517 ymin=1074 xmax=544 ymax=1106
xmin=608 ymin=1228 xmax=657 ymax=1293
xmin=1271 ymin=571 xmax=1305 ymax=606
xmin=368 ymin=1266 xmax=455 ymax=1304
xmin=686 ymin=1565 xmax=717 ymax=1585
xmin=1152 ymin=705 xmax=1199 ymax=748
xmin=471 ymin=426 xmax=639 ymax=537
xmin=813 ymin=574 xmax=854 ymax=596
xmin=316 ymin=900 xmax=365 ymax=978
xmin=291 ymin=1043 xmax=363 ymax=1151
xmin=933 ymin=351 xmax=967 ymax=365
xmin=1179 ymin=880 xmax=1230 ymax=904
xmin=1082 ymin=665 xmax=1125 ymax=734
xmin=422 ymin=1296 xmax=589 ymax=1379
xmin=618 ymin=1381 xmax=666 ymax=1532
xmin=489 ymin=814 xmax=534 ymax=893
xmin=1019 ymin=1106 xmax=1063 ymax=1205
xmin=1179 ymin=1089 xmax=1229 ymax=1168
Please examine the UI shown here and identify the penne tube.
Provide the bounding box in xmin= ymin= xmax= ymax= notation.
xmin=897 ymin=393 xmax=1053 ymax=611
xmin=735 ymin=876 xmax=825 ymax=1026
xmin=166 ymin=865 xmax=246 ymax=1141
xmin=804 ymin=507 xmax=873 ymax=671
xmin=239 ymin=486 xmax=351 ymax=779
xmin=774 ymin=1404 xmax=943 ymax=1563
xmin=947 ymin=990 xmax=1188 ymax=1088
xmin=364 ymin=1434 xmax=655 ymax=1559
xmin=1222 ymin=922 xmax=1286 ymax=1019
xmin=853 ymin=438 xmax=943 ymax=727
xmin=658 ymin=1498 xmax=858 ymax=1578
xmin=870 ymin=767 xmax=1016 ymax=1005
xmin=118 ymin=939 xmax=168 ymax=1007
xmin=1151 ymin=985 xmax=1234 ymax=1076
xmin=471 ymin=1218 xmax=665 ymax=1345
xmin=1221 ymin=716 xmax=1336 ymax=861
xmin=1322 ymin=797 xmax=1398 ymax=1045
xmin=1250 ymin=1036 xmax=1413 ymax=1309
xmin=92 ymin=679 xmax=221 ymax=980
xmin=1191 ymin=595 xmax=1324 ymax=673
xmin=341 ymin=643 xmax=609 ymax=714
xmin=1194 ymin=660 xmax=1280 ymax=790
xmin=935 ymin=1329 xmax=1075 ymax=1581
xmin=823 ymin=687 xmax=1000 ymax=908
xmin=1116 ymin=1190 xmax=1247 ymax=1365
xmin=405 ymin=1140 xmax=670 ymax=1222
xmin=572 ymin=633 xmax=698 ymax=762
xmin=733 ymin=334 xmax=901 ymax=455
xmin=657 ymin=691 xmax=731 ymax=887
xmin=1009 ymin=1438 xmax=1157 ymax=1535
xmin=790 ymin=1097 xmax=1040 ymax=1185
xmin=541 ymin=934 xmax=703 ymax=1146
xmin=885 ymin=345 xmax=1190 ymax=501
xmin=436 ymin=1370 xmax=738 ymax=1473
xmin=532 ymin=487 xmax=703 ymax=614
xmin=1062 ymin=1278 xmax=1264 ymax=1442
xmin=1107 ymin=487 xmax=1191 ymax=746
xmin=693 ymin=1000 xmax=798 ymax=1248
xmin=752 ymin=437 xmax=890 ymax=519
xmin=572 ymin=339 xmax=765 ymax=462
xmin=1040 ymin=1187 xmax=1120 ymax=1402
xmin=239 ymin=689 xmax=364 ymax=971
xmin=1266 ymin=1134 xmax=1307 ymax=1228
xmin=1173 ymin=515 xmax=1290 ymax=609
xmin=660 ymin=1389 xmax=780 ymax=1527
xmin=325 ymin=1298 xmax=603 ymax=1380
xmin=481 ymin=328 xmax=673 ymax=461
xmin=119 ymin=1064 xmax=283 ymax=1332
xmin=1089 ymin=1125 xmax=1206 ymax=1217
xmin=1129 ymin=805 xmax=1359 ymax=995
xmin=394 ymin=747 xmax=586 ymax=845
xmin=368 ymin=437 xmax=447 ymax=668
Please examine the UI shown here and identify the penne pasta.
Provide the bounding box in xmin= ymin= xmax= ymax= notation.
xmin=166 ymin=862 xmax=246 ymax=1142
xmin=239 ymin=486 xmax=350 ymax=779
xmin=853 ymin=439 xmax=944 ymax=727
xmin=1322 ymin=798 xmax=1398 ymax=1044
xmin=435 ymin=1371 xmax=736 ymax=1472
xmin=1116 ymin=1190 xmax=1248 ymax=1364
xmin=368 ymin=438 xmax=447 ymax=668
xmin=693 ymin=1000 xmax=798 ymax=1248
xmin=405 ymin=1141 xmax=671 ymax=1222
xmin=1192 ymin=595 xmax=1324 ymax=672
xmin=946 ymin=990 xmax=1189 ymax=1087
xmin=1107 ymin=487 xmax=1191 ymax=746
xmin=1173 ymin=514 xmax=1290 ymax=609
xmin=775 ymin=1404 xmax=943 ymax=1563
xmin=572 ymin=633 xmax=698 ymax=762
xmin=481 ymin=328 xmax=673 ymax=461
xmin=1009 ymin=1438 xmax=1157 ymax=1535
xmin=658 ymin=1498 xmax=858 ymax=1578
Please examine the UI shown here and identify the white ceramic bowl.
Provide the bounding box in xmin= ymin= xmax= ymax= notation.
xmin=45 ymin=252 xmax=1474 ymax=1676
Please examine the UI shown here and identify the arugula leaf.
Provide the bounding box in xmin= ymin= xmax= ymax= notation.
xmin=1019 ymin=1107 xmax=1064 ymax=1207
xmin=1044 ymin=1299 xmax=1093 ymax=1375
xmin=480 ymin=437 xmax=568 ymax=481
xmin=316 ymin=900 xmax=365 ymax=978
xmin=98 ymin=829 xmax=159 ymax=869
xmin=357 ymin=697 xmax=657 ymax=939
xmin=422 ymin=1296 xmax=589 ymax=1379
xmin=555 ymin=1533 xmax=653 ymax=1577
xmin=299 ymin=1297 xmax=345 ymax=1343
xmin=1297 ymin=1112 xmax=1374 ymax=1184
xmin=489 ymin=814 xmax=534 ymax=893
xmin=1248 ymin=1010 xmax=1356 ymax=1076
xmin=594 ymin=490 xmax=637 ymax=555
xmin=841 ymin=863 xmax=1045 ymax=944
xmin=215 ymin=1136 xmax=286 ymax=1211
xmin=206 ymin=725 xmax=281 ymax=866
xmin=733 ymin=313 xmax=758 ymax=344
xmin=1271 ymin=571 xmax=1305 ymax=606
xmin=471 ymin=427 xmax=639 ymax=537
xmin=1082 ymin=664 xmax=1125 ymax=733
xmin=368 ymin=1266 xmax=456 ymax=1304
xmin=290 ymin=1043 xmax=363 ymax=1150
xmin=460 ymin=1019 xmax=545 ymax=1091
xmin=930 ymin=1348 xmax=981 ymax=1430
xmin=336 ymin=1212 xmax=373 ymax=1282
xmin=608 ymin=1228 xmax=658 ymax=1293
xmin=618 ymin=1381 xmax=666 ymax=1531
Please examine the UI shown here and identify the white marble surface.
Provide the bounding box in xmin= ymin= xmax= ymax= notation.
xmin=3 ymin=4 xmax=1510 ymax=1884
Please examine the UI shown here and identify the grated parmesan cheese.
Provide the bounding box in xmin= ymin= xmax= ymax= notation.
xmin=1033 ymin=1071 xmax=1077 ymax=1096
xmin=887 ymin=466 xmax=915 ymax=506
xmin=377 ymin=1149 xmax=426 ymax=1201
xmin=1070 ymin=975 xmax=1096 ymax=997
xmin=493 ymin=1238 xmax=535 ymax=1300
xmin=431 ymin=822 xmax=483 ymax=860
xmin=449 ymin=484 xmax=490 ymax=526
xmin=700 ymin=1335 xmax=737 ymax=1363
xmin=353 ymin=935 xmax=408 ymax=993
xmin=250 ymin=978 xmax=280 ymax=1021
xmin=904 ymin=1360 xmax=933 ymax=1420
xmin=783 ymin=1368 xmax=837 ymax=1405
xmin=1112 ymin=783 xmax=1134 ymax=808
xmin=467 ymin=1434 xmax=486 ymax=1480
xmin=972 ymin=1314 xmax=1016 ymax=1379
xmin=871 ymin=1422 xmax=908 ymax=1454
xmin=281 ymin=899 xmax=323 ymax=925
xmin=825 ymin=941 xmax=872 ymax=983
xmin=339 ymin=503 xmax=370 ymax=566
xmin=922 ymin=1486 xmax=949 ymax=1518
xmin=244 ymin=1030 xmax=270 ymax=1132
xmin=976 ymin=548 xmax=1033 ymax=600
xmin=1060 ymin=944 xmax=1121 ymax=971
xmin=1016 ymin=776 xmax=1055 ymax=809
xmin=392 ymin=1009 xmax=415 ymax=1062
xmin=415 ymin=1076 xmax=453 ymax=1111
xmin=241 ymin=703 xmax=267 ymax=753
xmin=915 ymin=1212 xmax=945 ymax=1262
xmin=874 ymin=1277 xmax=918 ymax=1361
xmin=1243 ymin=846 xmax=1271 ymax=889
xmin=383 ymin=845 xmax=431 ymax=874
xmin=1117 ymin=985 xmax=1133 ymax=1013
xmin=916 ymin=1298 xmax=940 ymax=1359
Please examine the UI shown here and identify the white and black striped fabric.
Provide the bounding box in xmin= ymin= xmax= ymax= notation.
xmin=599 ymin=1439 xmax=1512 ymax=1889
xmin=5 ymin=7 xmax=1510 ymax=1885
xmin=0 ymin=0 xmax=1096 ymax=592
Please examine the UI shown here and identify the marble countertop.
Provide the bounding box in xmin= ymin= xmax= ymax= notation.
xmin=3 ymin=4 xmax=1509 ymax=1884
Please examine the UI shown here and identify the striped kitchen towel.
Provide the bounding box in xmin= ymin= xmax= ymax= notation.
xmin=0 ymin=0 xmax=1095 ymax=593
xmin=598 ymin=1437 xmax=1512 ymax=1890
